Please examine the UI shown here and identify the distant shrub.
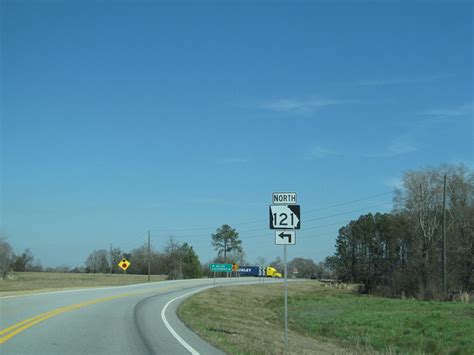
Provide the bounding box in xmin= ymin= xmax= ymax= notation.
xmin=373 ymin=285 xmax=393 ymax=298
xmin=460 ymin=292 xmax=470 ymax=304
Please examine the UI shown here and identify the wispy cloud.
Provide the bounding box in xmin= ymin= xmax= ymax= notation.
xmin=366 ymin=135 xmax=417 ymax=158
xmin=306 ymin=146 xmax=340 ymax=159
xmin=189 ymin=197 xmax=261 ymax=207
xmin=448 ymin=158 xmax=474 ymax=170
xmin=353 ymin=74 xmax=449 ymax=87
xmin=259 ymin=97 xmax=353 ymax=114
xmin=217 ymin=158 xmax=249 ymax=164
xmin=190 ymin=197 xmax=225 ymax=205
xmin=386 ymin=137 xmax=418 ymax=156
xmin=356 ymin=78 xmax=411 ymax=86
xmin=384 ymin=177 xmax=403 ymax=189
xmin=420 ymin=102 xmax=473 ymax=119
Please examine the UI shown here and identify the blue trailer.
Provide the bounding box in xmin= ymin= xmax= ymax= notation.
xmin=237 ymin=266 xmax=263 ymax=277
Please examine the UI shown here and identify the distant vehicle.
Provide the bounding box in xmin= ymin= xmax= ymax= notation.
xmin=237 ymin=266 xmax=261 ymax=277
xmin=310 ymin=274 xmax=317 ymax=279
xmin=236 ymin=266 xmax=282 ymax=278
xmin=265 ymin=266 xmax=282 ymax=278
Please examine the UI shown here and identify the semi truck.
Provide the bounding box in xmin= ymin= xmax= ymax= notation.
xmin=237 ymin=266 xmax=282 ymax=278
xmin=265 ymin=266 xmax=282 ymax=278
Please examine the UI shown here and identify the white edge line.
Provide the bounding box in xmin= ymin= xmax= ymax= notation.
xmin=0 ymin=282 xmax=165 ymax=299
xmin=0 ymin=277 xmax=285 ymax=299
xmin=0 ymin=279 xmax=211 ymax=300
xmin=161 ymin=285 xmax=215 ymax=355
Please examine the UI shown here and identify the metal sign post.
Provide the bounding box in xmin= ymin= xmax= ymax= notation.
xmin=284 ymin=244 xmax=288 ymax=348
xmin=269 ymin=192 xmax=300 ymax=350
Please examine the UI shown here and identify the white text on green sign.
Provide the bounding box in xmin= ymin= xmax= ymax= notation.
xmin=209 ymin=263 xmax=232 ymax=272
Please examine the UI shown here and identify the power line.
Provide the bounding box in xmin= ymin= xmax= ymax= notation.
xmin=148 ymin=213 xmax=392 ymax=245
xmin=303 ymin=202 xmax=392 ymax=223
xmin=107 ymin=193 xmax=394 ymax=249
xmin=150 ymin=200 xmax=392 ymax=237
xmin=149 ymin=191 xmax=393 ymax=232
xmin=303 ymin=191 xmax=392 ymax=213
xmin=110 ymin=201 xmax=393 ymax=248
xmin=231 ymin=200 xmax=391 ymax=233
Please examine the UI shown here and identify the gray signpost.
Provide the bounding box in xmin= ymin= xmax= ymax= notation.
xmin=209 ymin=263 xmax=233 ymax=285
xmin=270 ymin=192 xmax=300 ymax=349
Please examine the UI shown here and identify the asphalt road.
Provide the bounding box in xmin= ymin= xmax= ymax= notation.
xmin=0 ymin=277 xmax=277 ymax=354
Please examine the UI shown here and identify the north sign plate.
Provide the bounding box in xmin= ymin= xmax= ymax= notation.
xmin=272 ymin=192 xmax=297 ymax=205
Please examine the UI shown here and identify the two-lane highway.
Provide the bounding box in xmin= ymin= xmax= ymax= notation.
xmin=0 ymin=278 xmax=276 ymax=354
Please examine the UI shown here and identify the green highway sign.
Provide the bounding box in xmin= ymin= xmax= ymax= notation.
xmin=209 ymin=263 xmax=232 ymax=272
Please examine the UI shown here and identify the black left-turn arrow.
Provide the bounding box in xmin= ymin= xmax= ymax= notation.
xmin=278 ymin=232 xmax=292 ymax=243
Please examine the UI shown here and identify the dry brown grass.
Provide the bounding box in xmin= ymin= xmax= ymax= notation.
xmin=179 ymin=282 xmax=350 ymax=354
xmin=180 ymin=281 xmax=474 ymax=354
xmin=0 ymin=272 xmax=167 ymax=296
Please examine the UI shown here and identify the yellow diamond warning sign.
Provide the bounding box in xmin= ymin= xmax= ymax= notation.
xmin=118 ymin=258 xmax=131 ymax=271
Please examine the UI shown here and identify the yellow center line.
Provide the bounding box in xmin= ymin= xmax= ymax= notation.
xmin=0 ymin=310 xmax=59 ymax=336
xmin=0 ymin=295 xmax=124 ymax=337
xmin=0 ymin=285 xmax=178 ymax=345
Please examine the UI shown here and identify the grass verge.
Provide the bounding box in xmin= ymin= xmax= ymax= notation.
xmin=0 ymin=272 xmax=167 ymax=296
xmin=178 ymin=281 xmax=474 ymax=354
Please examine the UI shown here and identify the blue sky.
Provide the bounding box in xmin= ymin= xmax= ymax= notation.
xmin=1 ymin=0 xmax=472 ymax=268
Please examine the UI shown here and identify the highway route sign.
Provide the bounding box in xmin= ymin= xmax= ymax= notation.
xmin=118 ymin=258 xmax=131 ymax=271
xmin=269 ymin=205 xmax=300 ymax=229
xmin=209 ymin=263 xmax=232 ymax=272
xmin=275 ymin=231 xmax=296 ymax=245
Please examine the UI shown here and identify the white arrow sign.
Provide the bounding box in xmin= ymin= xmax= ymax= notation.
xmin=275 ymin=231 xmax=296 ymax=245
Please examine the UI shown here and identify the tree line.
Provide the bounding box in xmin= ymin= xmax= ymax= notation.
xmin=0 ymin=236 xmax=202 ymax=280
xmin=332 ymin=164 xmax=473 ymax=299
xmin=6 ymin=163 xmax=469 ymax=296
xmin=2 ymin=223 xmax=341 ymax=283
xmin=0 ymin=244 xmax=44 ymax=279
xmin=84 ymin=237 xmax=202 ymax=279
xmin=204 ymin=224 xmax=333 ymax=279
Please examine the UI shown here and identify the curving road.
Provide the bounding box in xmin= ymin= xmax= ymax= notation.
xmin=0 ymin=278 xmax=276 ymax=354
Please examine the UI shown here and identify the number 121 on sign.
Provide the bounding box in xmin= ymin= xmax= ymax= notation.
xmin=269 ymin=205 xmax=301 ymax=229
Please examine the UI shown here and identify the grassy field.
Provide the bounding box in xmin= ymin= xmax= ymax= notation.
xmin=0 ymin=272 xmax=167 ymax=295
xmin=178 ymin=281 xmax=474 ymax=354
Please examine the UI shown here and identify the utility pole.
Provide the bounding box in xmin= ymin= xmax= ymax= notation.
xmin=224 ymin=238 xmax=228 ymax=278
xmin=110 ymin=243 xmax=113 ymax=274
xmin=442 ymin=174 xmax=447 ymax=297
xmin=224 ymin=238 xmax=227 ymax=262
xmin=148 ymin=230 xmax=151 ymax=282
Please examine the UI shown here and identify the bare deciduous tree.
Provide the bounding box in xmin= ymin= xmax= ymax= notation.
xmin=333 ymin=164 xmax=473 ymax=299
xmin=444 ymin=165 xmax=474 ymax=292
xmin=394 ymin=168 xmax=444 ymax=296
xmin=85 ymin=249 xmax=109 ymax=273
xmin=0 ymin=237 xmax=14 ymax=280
